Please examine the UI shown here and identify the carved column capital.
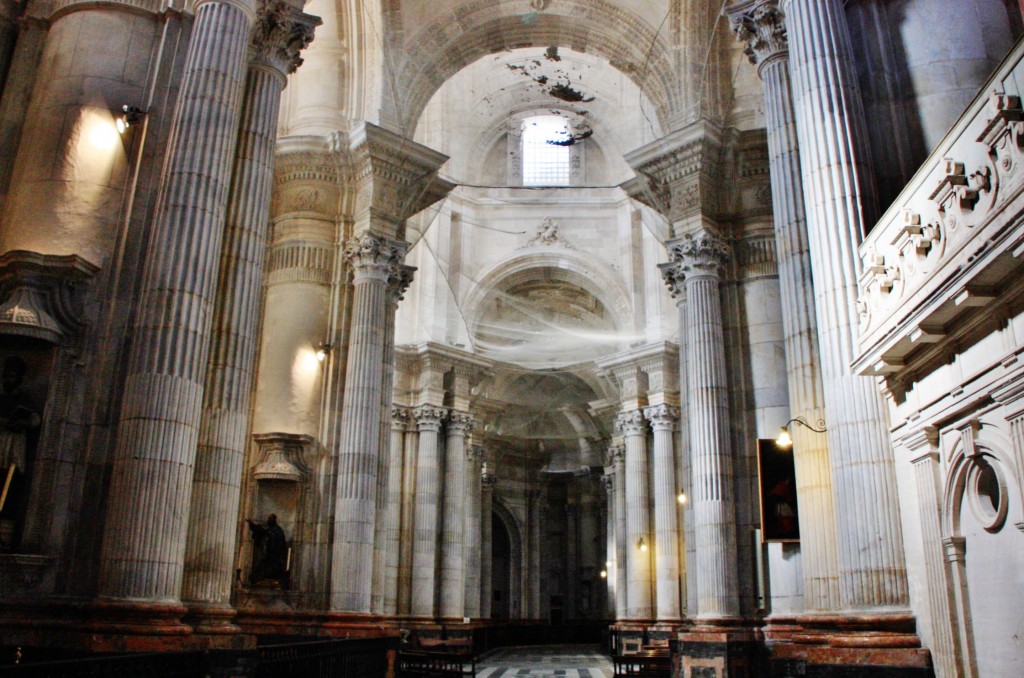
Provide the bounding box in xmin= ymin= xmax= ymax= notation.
xmin=608 ymin=444 xmax=625 ymax=467
xmin=387 ymin=264 xmax=416 ymax=306
xmin=615 ymin=410 xmax=647 ymax=437
xmin=643 ymin=404 xmax=680 ymax=431
xmin=250 ymin=0 xmax=321 ymax=79
xmin=344 ymin=234 xmax=408 ymax=283
xmin=729 ymin=1 xmax=788 ymax=73
xmin=391 ymin=406 xmax=412 ymax=430
xmin=413 ymin=405 xmax=447 ymax=431
xmin=601 ymin=473 xmax=615 ymax=494
xmin=670 ymin=231 xmax=730 ymax=279
xmin=481 ymin=473 xmax=497 ymax=490
xmin=448 ymin=411 xmax=475 ymax=435
xmin=658 ymin=261 xmax=686 ymax=303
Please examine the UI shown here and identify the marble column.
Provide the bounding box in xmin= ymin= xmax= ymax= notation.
xmin=729 ymin=0 xmax=840 ymax=612
xmin=601 ymin=473 xmax=617 ymax=618
xmin=411 ymin=405 xmax=446 ymax=616
xmin=372 ymin=265 xmax=414 ymax=615
xmin=98 ymin=0 xmax=257 ymax=603
xmin=464 ymin=446 xmax=484 ymax=618
xmin=527 ymin=486 xmax=545 ymax=618
xmin=616 ymin=410 xmax=653 ymax=620
xmin=783 ymin=0 xmax=909 ymax=611
xmin=182 ymin=1 xmax=317 ymax=628
xmin=439 ymin=412 xmax=473 ymax=618
xmin=480 ymin=472 xmax=496 ymax=619
xmin=397 ymin=411 xmax=419 ymax=615
xmin=382 ymin=406 xmax=411 ymax=615
xmin=644 ymin=404 xmax=682 ymax=622
xmin=330 ymin=234 xmax=407 ymax=613
xmin=610 ymin=446 xmax=628 ymax=620
xmin=671 ymin=231 xmax=739 ymax=619
xmin=908 ymin=431 xmax=961 ymax=678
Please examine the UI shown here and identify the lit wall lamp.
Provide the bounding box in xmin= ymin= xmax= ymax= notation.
xmin=599 ymin=569 xmax=607 ymax=579
xmin=116 ymin=105 xmax=145 ymax=134
xmin=775 ymin=417 xmax=827 ymax=449
xmin=316 ymin=342 xmax=332 ymax=362
xmin=677 ymin=492 xmax=687 ymax=505
xmin=636 ymin=537 xmax=648 ymax=552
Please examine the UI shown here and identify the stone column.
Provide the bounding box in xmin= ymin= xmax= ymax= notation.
xmin=616 ymin=411 xmax=653 ymax=620
xmin=728 ymin=0 xmax=840 ymax=612
xmin=397 ymin=411 xmax=419 ymax=615
xmin=411 ymin=405 xmax=446 ymax=617
xmin=372 ymin=265 xmax=414 ymax=615
xmin=527 ymin=485 xmax=545 ymax=619
xmin=329 ymin=234 xmax=407 ymax=613
xmin=644 ymin=404 xmax=682 ymax=622
xmin=98 ymin=0 xmax=257 ymax=604
xmin=610 ymin=446 xmax=628 ymax=620
xmin=480 ymin=471 xmax=496 ymax=619
xmin=439 ymin=412 xmax=473 ymax=618
xmin=908 ymin=430 xmax=961 ymax=678
xmin=464 ymin=445 xmax=484 ymax=618
xmin=782 ymin=0 xmax=909 ymax=611
xmin=182 ymin=1 xmax=317 ymax=629
xmin=382 ymin=406 xmax=411 ymax=615
xmin=670 ymin=231 xmax=739 ymax=619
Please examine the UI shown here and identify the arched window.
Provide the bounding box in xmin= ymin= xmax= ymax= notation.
xmin=521 ymin=116 xmax=572 ymax=186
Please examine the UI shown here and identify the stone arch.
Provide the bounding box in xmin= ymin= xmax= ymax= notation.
xmin=492 ymin=498 xmax=524 ymax=619
xmin=384 ymin=0 xmax=680 ymax=135
xmin=463 ymin=249 xmax=634 ymax=344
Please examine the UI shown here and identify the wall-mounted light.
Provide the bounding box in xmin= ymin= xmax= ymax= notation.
xmin=775 ymin=417 xmax=827 ymax=449
xmin=316 ymin=342 xmax=332 ymax=362
xmin=636 ymin=537 xmax=647 ymax=552
xmin=599 ymin=569 xmax=607 ymax=579
xmin=677 ymin=492 xmax=687 ymax=505
xmin=116 ymin=105 xmax=145 ymax=134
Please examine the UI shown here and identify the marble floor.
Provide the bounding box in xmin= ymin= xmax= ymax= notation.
xmin=475 ymin=644 xmax=613 ymax=677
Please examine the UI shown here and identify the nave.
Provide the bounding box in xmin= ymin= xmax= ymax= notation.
xmin=476 ymin=645 xmax=613 ymax=678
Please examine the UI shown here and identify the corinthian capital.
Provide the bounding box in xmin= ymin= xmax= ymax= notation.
xmin=448 ymin=411 xmax=476 ymax=435
xmin=670 ymin=231 xmax=730 ymax=279
xmin=251 ymin=0 xmax=321 ymax=77
xmin=414 ymin=405 xmax=447 ymax=431
xmin=644 ymin=404 xmax=680 ymax=431
xmin=344 ymin=233 xmax=408 ymax=282
xmin=615 ymin=410 xmax=647 ymax=437
xmin=729 ymin=1 xmax=787 ymax=71
xmin=387 ymin=264 xmax=416 ymax=306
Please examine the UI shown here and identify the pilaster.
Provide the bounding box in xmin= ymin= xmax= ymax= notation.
xmin=439 ymin=411 xmax=474 ymax=619
xmin=644 ymin=404 xmax=682 ymax=622
xmin=410 ymin=405 xmax=446 ymax=617
xmin=616 ymin=410 xmax=653 ymax=620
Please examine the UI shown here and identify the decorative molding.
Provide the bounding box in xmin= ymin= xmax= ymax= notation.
xmin=0 ymin=250 xmax=99 ymax=344
xmin=251 ymin=432 xmax=314 ymax=482
xmin=520 ymin=217 xmax=576 ymax=250
xmin=265 ymin=241 xmax=334 ymax=286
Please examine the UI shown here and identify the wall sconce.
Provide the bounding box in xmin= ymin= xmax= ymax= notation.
xmin=599 ymin=569 xmax=607 ymax=579
xmin=677 ymin=492 xmax=687 ymax=505
xmin=316 ymin=342 xmax=332 ymax=362
xmin=636 ymin=537 xmax=647 ymax=552
xmin=116 ymin=105 xmax=145 ymax=134
xmin=775 ymin=417 xmax=827 ymax=448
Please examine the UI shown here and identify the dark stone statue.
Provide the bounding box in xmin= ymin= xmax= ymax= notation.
xmin=246 ymin=513 xmax=289 ymax=587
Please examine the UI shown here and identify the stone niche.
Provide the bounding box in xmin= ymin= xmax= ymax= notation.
xmin=238 ymin=432 xmax=315 ymax=606
xmin=0 ymin=251 xmax=96 ymax=593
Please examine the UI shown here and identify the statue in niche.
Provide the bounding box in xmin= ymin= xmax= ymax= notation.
xmin=0 ymin=356 xmax=40 ymax=551
xmin=246 ymin=513 xmax=290 ymax=588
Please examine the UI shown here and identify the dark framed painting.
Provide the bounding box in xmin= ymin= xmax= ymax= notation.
xmin=757 ymin=438 xmax=800 ymax=542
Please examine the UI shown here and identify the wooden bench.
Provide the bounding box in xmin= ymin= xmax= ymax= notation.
xmin=398 ymin=639 xmax=476 ymax=677
xmin=612 ymin=648 xmax=672 ymax=677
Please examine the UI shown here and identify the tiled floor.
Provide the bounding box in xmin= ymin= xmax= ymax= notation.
xmin=475 ymin=644 xmax=613 ymax=677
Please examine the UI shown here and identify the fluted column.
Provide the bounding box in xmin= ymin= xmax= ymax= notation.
xmin=373 ymin=266 xmax=414 ymax=615
xmin=645 ymin=404 xmax=682 ymax=622
xmin=671 ymin=231 xmax=738 ymax=619
xmin=411 ymin=405 xmax=446 ymax=616
xmin=382 ymin=406 xmax=411 ymax=615
xmin=480 ymin=472 xmax=496 ymax=619
xmin=464 ymin=446 xmax=484 ymax=618
xmin=616 ymin=411 xmax=653 ymax=620
xmin=527 ymin=486 xmax=545 ymax=618
xmin=729 ymin=0 xmax=840 ymax=612
xmin=601 ymin=473 xmax=617 ymax=618
xmin=182 ymin=1 xmax=317 ymax=626
xmin=330 ymin=234 xmax=407 ymax=613
xmin=610 ymin=446 xmax=628 ymax=620
xmin=98 ymin=0 xmax=257 ymax=603
xmin=439 ymin=412 xmax=473 ymax=618
xmin=783 ymin=0 xmax=909 ymax=611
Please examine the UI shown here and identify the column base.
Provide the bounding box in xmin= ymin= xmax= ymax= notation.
xmin=764 ymin=613 xmax=931 ymax=677
xmin=675 ymin=618 xmax=762 ymax=678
